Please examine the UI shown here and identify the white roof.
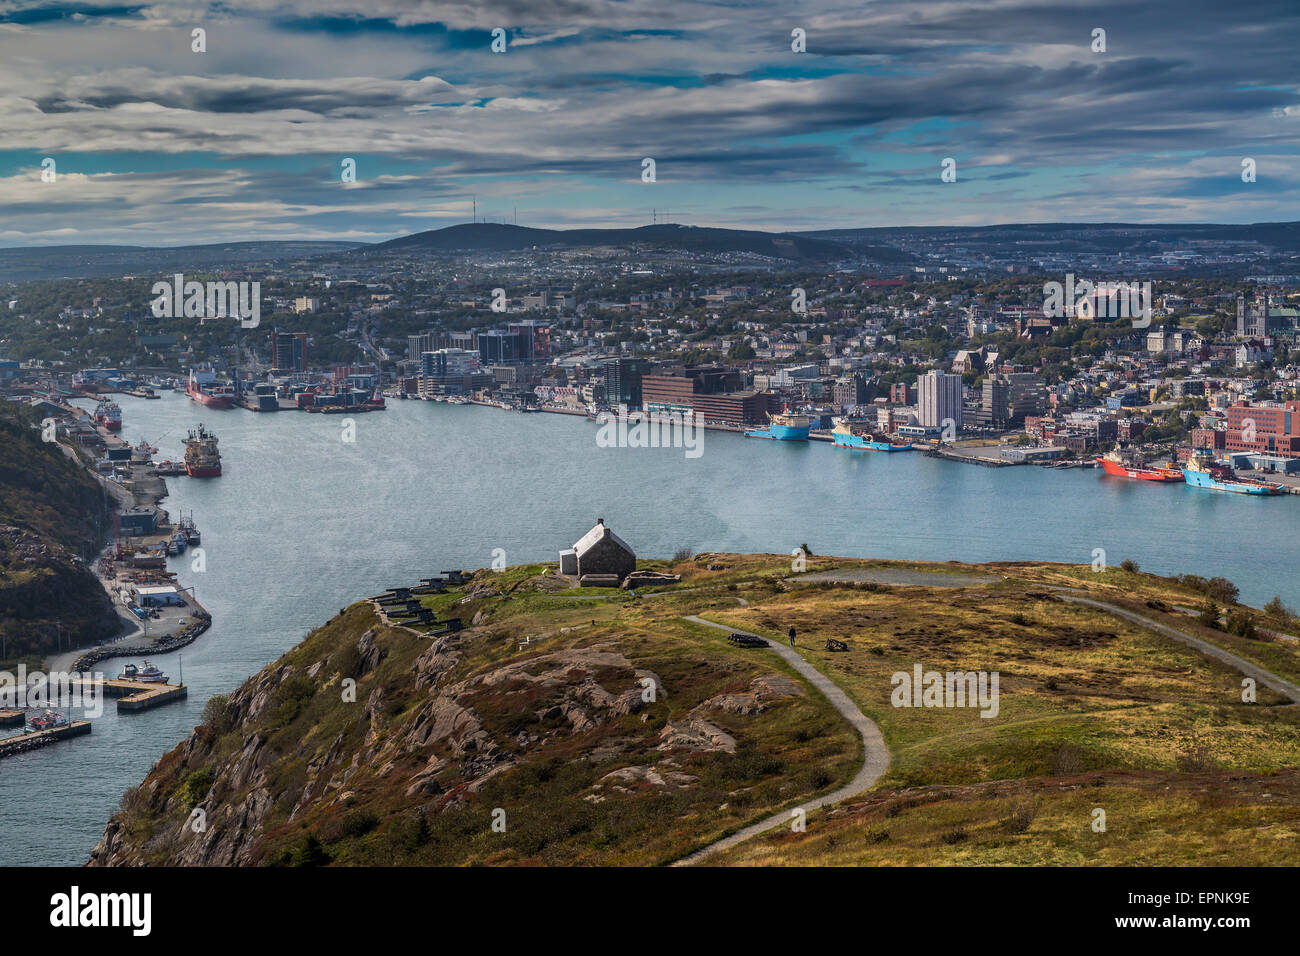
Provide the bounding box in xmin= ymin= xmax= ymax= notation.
xmin=136 ymin=585 xmax=179 ymax=596
xmin=573 ymin=521 xmax=632 ymax=557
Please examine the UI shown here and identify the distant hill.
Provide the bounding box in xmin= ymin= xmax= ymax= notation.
xmin=361 ymin=222 xmax=858 ymax=262
xmin=805 ymin=221 xmax=1300 ymax=255
xmin=0 ymin=240 xmax=367 ymax=282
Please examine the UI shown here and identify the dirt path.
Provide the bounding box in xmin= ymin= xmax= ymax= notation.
xmin=672 ymin=615 xmax=890 ymax=866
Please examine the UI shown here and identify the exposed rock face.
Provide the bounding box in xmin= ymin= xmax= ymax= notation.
xmin=89 ymin=619 xmax=683 ymax=867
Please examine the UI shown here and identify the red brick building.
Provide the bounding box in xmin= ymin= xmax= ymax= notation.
xmin=1224 ymin=401 xmax=1300 ymax=455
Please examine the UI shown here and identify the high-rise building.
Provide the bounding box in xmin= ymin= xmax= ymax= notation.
xmin=603 ymin=357 xmax=650 ymax=409
xmin=271 ymin=330 xmax=307 ymax=373
xmin=407 ymin=332 xmax=435 ymax=363
xmin=421 ymin=348 xmax=480 ymax=377
xmin=507 ymin=320 xmax=551 ymax=361
xmin=477 ymin=330 xmax=525 ymax=365
xmin=917 ymin=370 xmax=962 ymax=429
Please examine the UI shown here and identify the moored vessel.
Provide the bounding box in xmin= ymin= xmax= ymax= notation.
xmin=745 ymin=412 xmax=812 ymax=441
xmin=1183 ymin=453 xmax=1286 ymax=495
xmin=29 ymin=710 xmax=69 ymax=731
xmin=831 ymin=421 xmax=913 ymax=451
xmin=119 ymin=662 xmax=168 ymax=683
xmin=93 ymin=399 xmax=122 ymax=431
xmin=187 ymin=370 xmax=235 ymax=408
xmin=1096 ymin=449 xmax=1183 ymax=482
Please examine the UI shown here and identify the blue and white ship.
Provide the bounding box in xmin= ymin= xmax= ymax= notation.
xmin=745 ymin=412 xmax=811 ymax=441
xmin=831 ymin=422 xmax=913 ymax=451
xmin=1183 ymin=453 xmax=1285 ymax=495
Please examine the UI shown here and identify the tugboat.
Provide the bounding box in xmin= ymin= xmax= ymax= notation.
xmin=119 ymin=662 xmax=168 ymax=683
xmin=1183 ymin=452 xmax=1286 ymax=495
xmin=30 ymin=710 xmax=69 ymax=731
xmin=182 ymin=424 xmax=222 ymax=477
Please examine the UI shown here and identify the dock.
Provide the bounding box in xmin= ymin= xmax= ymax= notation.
xmin=76 ymin=679 xmax=188 ymax=712
xmin=0 ymin=720 xmax=92 ymax=759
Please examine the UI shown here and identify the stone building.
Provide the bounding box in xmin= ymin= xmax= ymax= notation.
xmin=560 ymin=518 xmax=636 ymax=583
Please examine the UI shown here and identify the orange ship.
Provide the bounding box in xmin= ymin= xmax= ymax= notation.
xmin=1096 ymin=450 xmax=1182 ymax=482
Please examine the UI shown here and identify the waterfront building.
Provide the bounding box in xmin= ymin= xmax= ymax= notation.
xmin=604 ymin=357 xmax=650 ymax=410
xmin=1225 ymin=400 xmax=1300 ymax=455
xmin=478 ymin=330 xmax=526 ymax=365
xmin=421 ymin=348 xmax=479 ymax=377
xmin=271 ymin=331 xmax=308 ymax=374
xmin=642 ymin=366 xmax=769 ymax=426
xmin=917 ymin=370 xmax=963 ymax=429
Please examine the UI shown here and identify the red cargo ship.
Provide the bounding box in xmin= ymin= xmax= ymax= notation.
xmin=92 ymin=399 xmax=122 ymax=431
xmin=1096 ymin=450 xmax=1182 ymax=482
xmin=187 ymin=370 xmax=235 ymax=408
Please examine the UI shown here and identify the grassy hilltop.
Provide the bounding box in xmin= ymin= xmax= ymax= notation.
xmin=93 ymin=554 xmax=1300 ymax=866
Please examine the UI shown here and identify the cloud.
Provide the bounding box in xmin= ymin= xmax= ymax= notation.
xmin=0 ymin=0 xmax=1296 ymax=244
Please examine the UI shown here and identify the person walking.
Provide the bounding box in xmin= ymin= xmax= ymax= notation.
xmin=788 ymin=625 xmax=796 ymax=647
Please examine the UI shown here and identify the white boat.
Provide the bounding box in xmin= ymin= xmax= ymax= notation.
xmin=119 ymin=661 xmax=168 ymax=683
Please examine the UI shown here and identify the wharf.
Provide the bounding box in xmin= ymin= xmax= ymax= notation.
xmin=76 ymin=678 xmax=188 ymax=712
xmin=927 ymin=444 xmax=1017 ymax=467
xmin=0 ymin=709 xmax=25 ymax=727
xmin=0 ymin=720 xmax=92 ymax=759
xmin=1236 ymin=469 xmax=1300 ymax=495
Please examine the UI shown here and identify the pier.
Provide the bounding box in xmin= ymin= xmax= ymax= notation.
xmin=0 ymin=709 xmax=25 ymax=727
xmin=0 ymin=721 xmax=92 ymax=759
xmin=78 ymin=679 xmax=188 ymax=713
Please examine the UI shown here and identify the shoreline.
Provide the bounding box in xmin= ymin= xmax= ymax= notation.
xmin=47 ymin=394 xmax=217 ymax=674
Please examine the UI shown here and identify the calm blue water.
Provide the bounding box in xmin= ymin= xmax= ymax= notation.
xmin=3 ymin=390 xmax=1298 ymax=865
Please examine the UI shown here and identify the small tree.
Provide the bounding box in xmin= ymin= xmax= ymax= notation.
xmin=1264 ymin=596 xmax=1296 ymax=624
xmin=1198 ymin=600 xmax=1221 ymax=630
xmin=1120 ymin=559 xmax=1139 ymax=573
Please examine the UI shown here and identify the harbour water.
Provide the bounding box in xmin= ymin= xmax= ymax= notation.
xmin=4 ymin=390 xmax=1300 ymax=865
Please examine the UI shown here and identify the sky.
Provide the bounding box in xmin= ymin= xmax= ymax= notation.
xmin=0 ymin=0 xmax=1297 ymax=246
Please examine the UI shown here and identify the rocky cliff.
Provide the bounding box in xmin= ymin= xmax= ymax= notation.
xmin=91 ymin=568 xmax=857 ymax=866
